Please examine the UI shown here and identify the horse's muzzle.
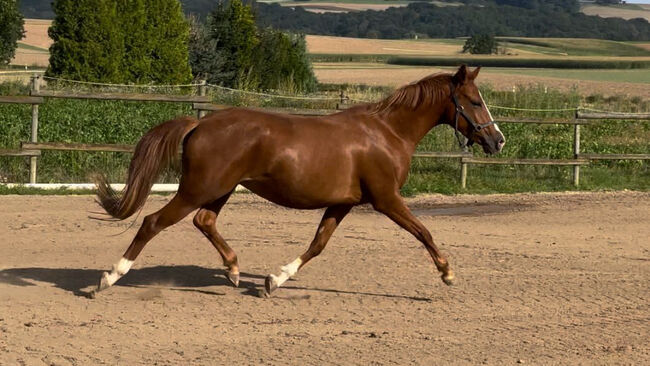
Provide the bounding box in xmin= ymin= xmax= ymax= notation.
xmin=482 ymin=132 xmax=505 ymax=155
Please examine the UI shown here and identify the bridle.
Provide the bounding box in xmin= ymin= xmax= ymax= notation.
xmin=450 ymin=84 xmax=495 ymax=149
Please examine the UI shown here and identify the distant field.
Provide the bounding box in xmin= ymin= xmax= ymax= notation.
xmin=499 ymin=37 xmax=650 ymax=57
xmin=20 ymin=19 xmax=53 ymax=49
xmin=486 ymin=68 xmax=650 ymax=84
xmin=272 ymin=0 xmax=460 ymax=13
xmin=10 ymin=19 xmax=52 ymax=67
xmin=307 ymin=35 xmax=650 ymax=57
xmin=306 ymin=35 xmax=464 ymax=55
xmin=313 ymin=63 xmax=650 ymax=98
xmin=581 ymin=4 xmax=650 ymax=21
xmin=274 ymin=2 xmax=650 ymax=18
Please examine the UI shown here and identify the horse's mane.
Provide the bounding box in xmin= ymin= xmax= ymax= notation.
xmin=373 ymin=73 xmax=452 ymax=114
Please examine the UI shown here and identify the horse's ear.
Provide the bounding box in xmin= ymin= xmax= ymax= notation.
xmin=452 ymin=64 xmax=469 ymax=85
xmin=471 ymin=66 xmax=481 ymax=80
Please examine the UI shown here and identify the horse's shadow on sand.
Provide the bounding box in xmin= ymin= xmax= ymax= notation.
xmin=0 ymin=265 xmax=431 ymax=302
xmin=0 ymin=265 xmax=263 ymax=298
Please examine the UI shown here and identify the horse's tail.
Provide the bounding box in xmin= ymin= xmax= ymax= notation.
xmin=94 ymin=116 xmax=200 ymax=220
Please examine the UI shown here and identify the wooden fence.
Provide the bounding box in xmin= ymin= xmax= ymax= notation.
xmin=1 ymin=76 xmax=649 ymax=188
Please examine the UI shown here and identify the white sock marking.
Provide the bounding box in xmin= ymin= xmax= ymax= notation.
xmin=273 ymin=257 xmax=302 ymax=287
xmin=104 ymin=257 xmax=133 ymax=287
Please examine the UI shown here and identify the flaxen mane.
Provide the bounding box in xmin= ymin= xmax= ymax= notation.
xmin=373 ymin=73 xmax=452 ymax=113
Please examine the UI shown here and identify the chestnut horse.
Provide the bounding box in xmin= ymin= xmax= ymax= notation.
xmin=92 ymin=65 xmax=505 ymax=297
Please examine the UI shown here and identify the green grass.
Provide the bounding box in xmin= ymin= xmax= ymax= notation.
xmin=0 ymin=185 xmax=96 ymax=195
xmin=0 ymin=82 xmax=648 ymax=195
xmin=497 ymin=38 xmax=650 ymax=57
xmin=483 ymin=68 xmax=650 ymax=84
xmin=16 ymin=42 xmax=49 ymax=53
xmin=0 ymin=96 xmax=192 ymax=183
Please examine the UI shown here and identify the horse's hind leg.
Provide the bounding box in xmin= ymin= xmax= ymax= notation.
xmin=193 ymin=192 xmax=240 ymax=287
xmin=372 ymin=191 xmax=453 ymax=285
xmin=92 ymin=194 xmax=199 ymax=296
xmin=265 ymin=204 xmax=352 ymax=297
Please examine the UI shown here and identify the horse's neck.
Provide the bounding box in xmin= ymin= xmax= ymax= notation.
xmin=381 ymin=103 xmax=446 ymax=150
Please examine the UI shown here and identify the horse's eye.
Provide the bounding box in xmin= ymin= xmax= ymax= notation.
xmin=471 ymin=101 xmax=482 ymax=107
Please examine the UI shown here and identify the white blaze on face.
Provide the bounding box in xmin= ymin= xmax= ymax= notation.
xmin=271 ymin=257 xmax=303 ymax=288
xmin=478 ymin=91 xmax=505 ymax=150
xmin=104 ymin=257 xmax=133 ymax=287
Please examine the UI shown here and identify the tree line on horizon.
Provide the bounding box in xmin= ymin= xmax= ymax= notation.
xmin=16 ymin=0 xmax=650 ymax=42
xmin=254 ymin=1 xmax=650 ymax=41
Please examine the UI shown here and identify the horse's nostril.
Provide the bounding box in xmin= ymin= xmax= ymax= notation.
xmin=496 ymin=137 xmax=505 ymax=151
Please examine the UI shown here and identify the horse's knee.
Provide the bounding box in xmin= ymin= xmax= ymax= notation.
xmin=193 ymin=209 xmax=216 ymax=231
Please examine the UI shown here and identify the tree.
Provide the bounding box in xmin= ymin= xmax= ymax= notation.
xmin=189 ymin=0 xmax=317 ymax=92
xmin=143 ymin=0 xmax=192 ymax=84
xmin=0 ymin=0 xmax=26 ymax=65
xmin=462 ymin=34 xmax=499 ymax=54
xmin=204 ymin=0 xmax=259 ymax=88
xmin=254 ymin=28 xmax=316 ymax=92
xmin=48 ymin=0 xmax=123 ymax=81
xmin=47 ymin=0 xmax=191 ymax=84
xmin=188 ymin=15 xmax=226 ymax=84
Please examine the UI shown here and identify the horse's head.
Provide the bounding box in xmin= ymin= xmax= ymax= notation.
xmin=446 ymin=65 xmax=505 ymax=155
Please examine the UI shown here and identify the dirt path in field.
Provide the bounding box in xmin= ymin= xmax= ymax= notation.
xmin=1 ymin=192 xmax=648 ymax=365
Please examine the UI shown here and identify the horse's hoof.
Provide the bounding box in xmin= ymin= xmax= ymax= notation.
xmin=88 ymin=290 xmax=97 ymax=299
xmin=227 ymin=271 xmax=240 ymax=287
xmin=441 ymin=272 xmax=455 ymax=286
xmin=264 ymin=275 xmax=278 ymax=298
xmin=97 ymin=272 xmax=111 ymax=292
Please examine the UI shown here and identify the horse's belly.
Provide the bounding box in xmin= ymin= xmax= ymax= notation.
xmin=241 ymin=177 xmax=361 ymax=209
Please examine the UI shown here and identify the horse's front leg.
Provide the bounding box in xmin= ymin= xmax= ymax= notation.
xmin=265 ymin=204 xmax=352 ymax=297
xmin=372 ymin=191 xmax=454 ymax=285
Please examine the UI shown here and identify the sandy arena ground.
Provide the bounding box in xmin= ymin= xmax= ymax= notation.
xmin=0 ymin=192 xmax=648 ymax=365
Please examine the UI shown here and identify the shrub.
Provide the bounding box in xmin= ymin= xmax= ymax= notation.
xmin=463 ymin=35 xmax=499 ymax=55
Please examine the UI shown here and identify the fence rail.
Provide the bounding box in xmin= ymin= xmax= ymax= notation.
xmin=1 ymin=78 xmax=649 ymax=189
xmin=0 ymin=96 xmax=44 ymax=104
xmin=576 ymin=111 xmax=650 ymax=120
xmin=32 ymin=90 xmax=210 ymax=103
xmin=21 ymin=142 xmax=135 ymax=153
xmin=461 ymin=157 xmax=590 ymax=165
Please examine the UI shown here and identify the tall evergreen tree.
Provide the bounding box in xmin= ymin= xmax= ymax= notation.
xmin=190 ymin=0 xmax=317 ymax=92
xmin=118 ymin=0 xmax=150 ymax=83
xmin=47 ymin=0 xmax=191 ymax=84
xmin=48 ymin=0 xmax=123 ymax=81
xmin=254 ymin=29 xmax=316 ymax=92
xmin=0 ymin=0 xmax=26 ymax=65
xmin=206 ymin=0 xmax=259 ymax=88
xmin=188 ymin=14 xmax=226 ymax=83
xmin=144 ymin=0 xmax=192 ymax=84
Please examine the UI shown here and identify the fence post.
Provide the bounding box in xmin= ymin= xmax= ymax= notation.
xmin=573 ymin=121 xmax=581 ymax=188
xmin=337 ymin=89 xmax=348 ymax=110
xmin=197 ymin=80 xmax=207 ymax=119
xmin=29 ymin=74 xmax=41 ymax=184
xmin=460 ymin=146 xmax=468 ymax=189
